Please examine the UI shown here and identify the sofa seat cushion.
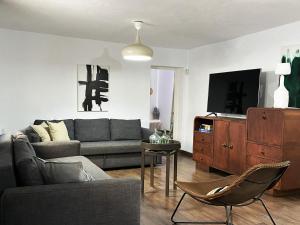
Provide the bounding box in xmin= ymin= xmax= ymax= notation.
xmin=48 ymin=156 xmax=111 ymax=181
xmin=110 ymin=119 xmax=142 ymax=140
xmin=75 ymin=119 xmax=110 ymax=142
xmin=34 ymin=119 xmax=75 ymax=140
xmin=80 ymin=140 xmax=142 ymax=156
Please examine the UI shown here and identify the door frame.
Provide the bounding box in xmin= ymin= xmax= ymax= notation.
xmin=150 ymin=65 xmax=185 ymax=142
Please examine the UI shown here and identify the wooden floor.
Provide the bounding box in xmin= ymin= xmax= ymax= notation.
xmin=107 ymin=153 xmax=300 ymax=225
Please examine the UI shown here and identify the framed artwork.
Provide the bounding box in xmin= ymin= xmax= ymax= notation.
xmin=77 ymin=64 xmax=109 ymax=112
xmin=281 ymin=45 xmax=300 ymax=107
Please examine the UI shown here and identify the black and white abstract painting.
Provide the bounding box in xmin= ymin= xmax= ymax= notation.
xmin=77 ymin=64 xmax=109 ymax=112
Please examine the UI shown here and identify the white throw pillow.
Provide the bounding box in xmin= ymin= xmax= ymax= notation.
xmin=48 ymin=121 xmax=70 ymax=141
xmin=31 ymin=122 xmax=51 ymax=142
xmin=206 ymin=186 xmax=229 ymax=196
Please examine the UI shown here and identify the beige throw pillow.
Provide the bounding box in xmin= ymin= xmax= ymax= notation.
xmin=31 ymin=122 xmax=51 ymax=142
xmin=48 ymin=121 xmax=70 ymax=141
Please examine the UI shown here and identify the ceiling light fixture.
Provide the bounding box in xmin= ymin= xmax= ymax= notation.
xmin=122 ymin=21 xmax=153 ymax=61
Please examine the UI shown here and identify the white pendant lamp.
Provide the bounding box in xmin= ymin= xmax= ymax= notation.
xmin=274 ymin=63 xmax=291 ymax=108
xmin=122 ymin=21 xmax=153 ymax=61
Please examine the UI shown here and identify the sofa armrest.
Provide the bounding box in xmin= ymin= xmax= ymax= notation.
xmin=1 ymin=178 xmax=140 ymax=225
xmin=141 ymin=127 xmax=153 ymax=140
xmin=32 ymin=140 xmax=80 ymax=159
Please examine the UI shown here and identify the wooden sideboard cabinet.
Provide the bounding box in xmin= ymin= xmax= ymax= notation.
xmin=193 ymin=107 xmax=300 ymax=194
xmin=246 ymin=108 xmax=300 ymax=193
xmin=193 ymin=116 xmax=246 ymax=174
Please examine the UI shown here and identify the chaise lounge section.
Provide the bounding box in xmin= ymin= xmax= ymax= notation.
xmin=0 ymin=135 xmax=141 ymax=225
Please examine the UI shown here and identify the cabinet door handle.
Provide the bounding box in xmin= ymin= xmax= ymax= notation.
xmin=228 ymin=145 xmax=233 ymax=149
xmin=262 ymin=115 xmax=267 ymax=120
xmin=222 ymin=143 xmax=228 ymax=148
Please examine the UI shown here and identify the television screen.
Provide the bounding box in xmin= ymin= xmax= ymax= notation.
xmin=207 ymin=68 xmax=261 ymax=115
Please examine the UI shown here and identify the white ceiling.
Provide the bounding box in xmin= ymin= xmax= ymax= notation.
xmin=1 ymin=0 xmax=300 ymax=49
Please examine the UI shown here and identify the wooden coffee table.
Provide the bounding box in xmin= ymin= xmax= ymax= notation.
xmin=141 ymin=140 xmax=181 ymax=196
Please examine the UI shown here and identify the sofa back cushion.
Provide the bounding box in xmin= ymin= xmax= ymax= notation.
xmin=110 ymin=119 xmax=142 ymax=141
xmin=34 ymin=119 xmax=75 ymax=140
xmin=13 ymin=134 xmax=44 ymax=186
xmin=75 ymin=119 xmax=110 ymax=142
xmin=0 ymin=135 xmax=17 ymax=192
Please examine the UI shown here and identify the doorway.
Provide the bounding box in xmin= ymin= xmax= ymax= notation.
xmin=150 ymin=68 xmax=175 ymax=135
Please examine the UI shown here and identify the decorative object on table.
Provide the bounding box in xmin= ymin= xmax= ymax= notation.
xmin=152 ymin=107 xmax=160 ymax=119
xmin=160 ymin=130 xmax=171 ymax=144
xmin=141 ymin=140 xmax=181 ymax=196
xmin=122 ymin=21 xmax=153 ymax=61
xmin=77 ymin=64 xmax=109 ymax=112
xmin=149 ymin=119 xmax=162 ymax=131
xmin=280 ymin=45 xmax=300 ymax=107
xmin=274 ymin=63 xmax=291 ymax=108
xmin=149 ymin=129 xmax=161 ymax=144
xmin=199 ymin=124 xmax=213 ymax=133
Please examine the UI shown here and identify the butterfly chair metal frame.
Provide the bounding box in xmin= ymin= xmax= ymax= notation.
xmin=171 ymin=161 xmax=290 ymax=225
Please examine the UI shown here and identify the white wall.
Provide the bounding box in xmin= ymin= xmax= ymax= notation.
xmin=0 ymin=28 xmax=187 ymax=133
xmin=183 ymin=21 xmax=300 ymax=152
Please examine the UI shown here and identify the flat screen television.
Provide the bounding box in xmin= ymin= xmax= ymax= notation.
xmin=207 ymin=68 xmax=261 ymax=115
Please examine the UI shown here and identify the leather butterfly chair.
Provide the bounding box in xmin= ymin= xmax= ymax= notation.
xmin=171 ymin=161 xmax=290 ymax=225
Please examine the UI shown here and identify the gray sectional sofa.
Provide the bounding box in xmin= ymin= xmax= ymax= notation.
xmin=25 ymin=118 xmax=161 ymax=169
xmin=0 ymin=135 xmax=140 ymax=225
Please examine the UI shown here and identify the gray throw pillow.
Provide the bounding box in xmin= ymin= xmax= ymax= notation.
xmin=34 ymin=157 xmax=94 ymax=184
xmin=20 ymin=126 xmax=41 ymax=143
xmin=13 ymin=134 xmax=44 ymax=186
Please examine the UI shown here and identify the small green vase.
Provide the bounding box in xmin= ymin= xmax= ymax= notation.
xmin=149 ymin=129 xmax=161 ymax=144
xmin=160 ymin=130 xmax=171 ymax=144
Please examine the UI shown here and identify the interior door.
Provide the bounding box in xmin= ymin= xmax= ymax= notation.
xmin=228 ymin=121 xmax=246 ymax=174
xmin=213 ymin=120 xmax=229 ymax=170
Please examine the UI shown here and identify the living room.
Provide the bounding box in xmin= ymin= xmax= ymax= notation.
xmin=0 ymin=1 xmax=300 ymax=225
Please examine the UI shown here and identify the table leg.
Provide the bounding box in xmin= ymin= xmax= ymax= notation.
xmin=141 ymin=149 xmax=145 ymax=195
xmin=166 ymin=153 xmax=170 ymax=196
xmin=173 ymin=150 xmax=178 ymax=190
xmin=150 ymin=155 xmax=155 ymax=187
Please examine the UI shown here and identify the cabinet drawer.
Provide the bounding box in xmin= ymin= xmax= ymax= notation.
xmin=247 ymin=109 xmax=283 ymax=146
xmin=246 ymin=155 xmax=279 ymax=168
xmin=194 ymin=142 xmax=212 ymax=158
xmin=193 ymin=152 xmax=212 ymax=165
xmin=194 ymin=132 xmax=212 ymax=143
xmin=247 ymin=143 xmax=283 ymax=161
